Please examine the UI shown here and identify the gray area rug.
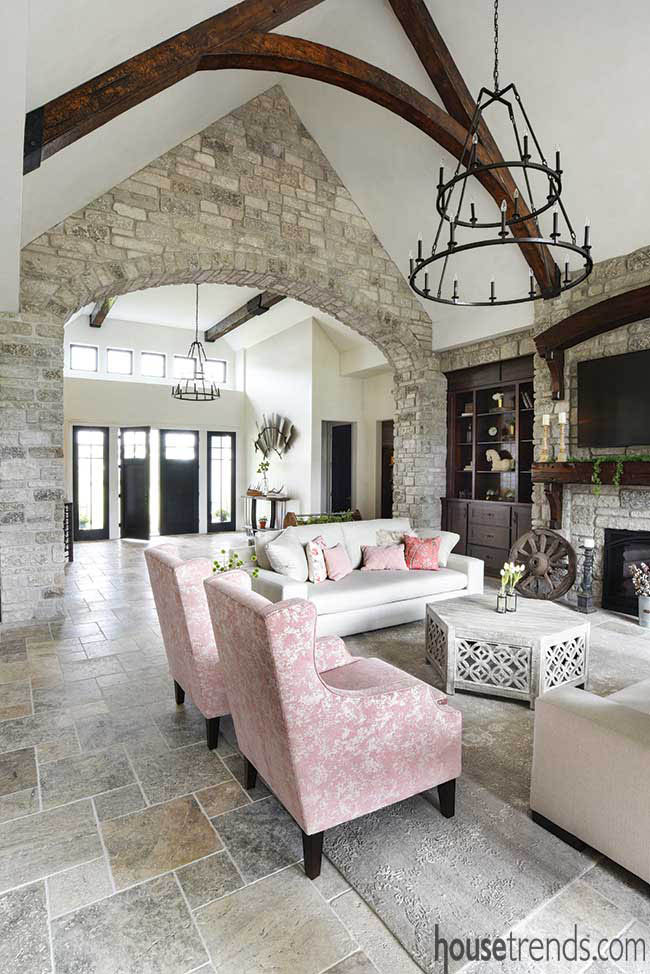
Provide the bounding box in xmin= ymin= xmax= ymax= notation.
xmin=325 ymin=612 xmax=650 ymax=973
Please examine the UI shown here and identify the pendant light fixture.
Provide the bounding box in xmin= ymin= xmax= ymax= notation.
xmin=409 ymin=0 xmax=592 ymax=307
xmin=171 ymin=284 xmax=221 ymax=402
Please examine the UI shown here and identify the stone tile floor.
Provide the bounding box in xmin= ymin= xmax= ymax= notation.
xmin=0 ymin=535 xmax=649 ymax=973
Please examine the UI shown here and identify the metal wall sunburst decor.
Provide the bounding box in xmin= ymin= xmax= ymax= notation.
xmin=171 ymin=284 xmax=221 ymax=402
xmin=409 ymin=0 xmax=593 ymax=307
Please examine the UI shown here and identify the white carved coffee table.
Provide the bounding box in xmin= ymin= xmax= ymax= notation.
xmin=425 ymin=594 xmax=590 ymax=709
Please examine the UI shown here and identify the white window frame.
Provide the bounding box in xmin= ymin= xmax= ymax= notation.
xmin=106 ymin=347 xmax=134 ymax=376
xmin=140 ymin=351 xmax=167 ymax=378
xmin=204 ymin=358 xmax=227 ymax=384
xmin=69 ymin=343 xmax=98 ymax=372
xmin=173 ymin=355 xmax=196 ymax=380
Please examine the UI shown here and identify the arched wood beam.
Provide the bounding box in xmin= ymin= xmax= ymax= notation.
xmin=536 ymin=284 xmax=650 ymax=399
xmin=199 ymin=32 xmax=555 ymax=291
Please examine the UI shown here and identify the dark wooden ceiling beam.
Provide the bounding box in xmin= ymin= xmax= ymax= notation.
xmin=89 ymin=297 xmax=115 ymax=327
xmin=386 ymin=0 xmax=559 ymax=294
xmin=205 ymin=291 xmax=286 ymax=342
xmin=23 ymin=0 xmax=327 ymax=173
xmin=199 ymin=33 xmax=518 ymax=210
xmin=535 ymin=284 xmax=650 ymax=400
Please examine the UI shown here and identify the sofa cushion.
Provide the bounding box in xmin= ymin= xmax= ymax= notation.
xmin=377 ymin=527 xmax=460 ymax=568
xmin=254 ymin=529 xmax=283 ymax=570
xmin=266 ymin=531 xmax=309 ymax=582
xmin=341 ymin=518 xmax=412 ymax=569
xmin=404 ymin=535 xmax=441 ymax=571
xmin=609 ymin=678 xmax=650 ymax=716
xmin=284 ymin=523 xmax=346 ymax=551
xmin=323 ymin=543 xmax=353 ymax=581
xmin=305 ymin=535 xmax=327 ymax=584
xmin=361 ymin=544 xmax=408 ymax=571
xmin=306 ymin=567 xmax=467 ymax=615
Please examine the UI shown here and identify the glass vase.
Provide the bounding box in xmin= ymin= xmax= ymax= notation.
xmin=496 ymin=592 xmax=507 ymax=614
xmin=506 ymin=590 xmax=518 ymax=613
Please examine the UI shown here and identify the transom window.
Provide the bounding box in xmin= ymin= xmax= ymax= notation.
xmin=173 ymin=356 xmax=196 ymax=380
xmin=122 ymin=430 xmax=147 ymax=460
xmin=164 ymin=432 xmax=196 ymax=461
xmin=107 ymin=348 xmax=133 ymax=375
xmin=70 ymin=344 xmax=98 ymax=372
xmin=204 ymin=359 xmax=227 ymax=384
xmin=141 ymin=352 xmax=166 ymax=377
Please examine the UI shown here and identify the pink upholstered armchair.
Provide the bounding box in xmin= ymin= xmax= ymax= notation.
xmin=204 ymin=570 xmax=462 ymax=879
xmin=144 ymin=545 xmax=228 ymax=749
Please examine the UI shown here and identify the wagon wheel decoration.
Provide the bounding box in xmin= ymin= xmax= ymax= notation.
xmin=509 ymin=528 xmax=577 ymax=601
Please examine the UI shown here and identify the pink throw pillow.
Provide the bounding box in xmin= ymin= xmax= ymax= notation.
xmin=361 ymin=544 xmax=408 ymax=571
xmin=404 ymin=535 xmax=441 ymax=571
xmin=323 ymin=543 xmax=353 ymax=581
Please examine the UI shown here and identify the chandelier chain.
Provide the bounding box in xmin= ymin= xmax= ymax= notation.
xmin=493 ymin=0 xmax=499 ymax=93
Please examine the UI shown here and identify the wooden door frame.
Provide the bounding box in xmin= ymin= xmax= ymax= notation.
xmin=72 ymin=425 xmax=110 ymax=541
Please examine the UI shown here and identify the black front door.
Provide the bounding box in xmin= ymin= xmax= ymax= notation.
xmin=73 ymin=426 xmax=109 ymax=541
xmin=120 ymin=427 xmax=150 ymax=540
xmin=160 ymin=430 xmax=199 ymax=535
xmin=208 ymin=431 xmax=236 ymax=532
xmin=331 ymin=423 xmax=352 ymax=512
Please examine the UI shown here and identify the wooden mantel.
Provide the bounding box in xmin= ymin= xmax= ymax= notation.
xmin=532 ymin=461 xmax=650 ymax=528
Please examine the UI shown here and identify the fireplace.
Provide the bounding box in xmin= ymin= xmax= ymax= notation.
xmin=602 ymin=528 xmax=650 ymax=616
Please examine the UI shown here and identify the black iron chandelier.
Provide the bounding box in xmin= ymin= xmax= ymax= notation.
xmin=409 ymin=0 xmax=592 ymax=307
xmin=171 ymin=284 xmax=221 ymax=402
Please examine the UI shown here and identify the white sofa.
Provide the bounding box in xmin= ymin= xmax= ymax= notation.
xmin=251 ymin=517 xmax=484 ymax=637
xmin=531 ymin=678 xmax=650 ymax=883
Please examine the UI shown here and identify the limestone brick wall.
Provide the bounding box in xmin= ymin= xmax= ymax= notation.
xmin=0 ymin=84 xmax=447 ymax=624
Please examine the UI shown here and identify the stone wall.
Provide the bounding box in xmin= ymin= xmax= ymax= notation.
xmin=0 ymin=84 xmax=446 ymax=624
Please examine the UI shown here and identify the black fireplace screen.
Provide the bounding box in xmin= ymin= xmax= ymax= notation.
xmin=602 ymin=528 xmax=650 ymax=616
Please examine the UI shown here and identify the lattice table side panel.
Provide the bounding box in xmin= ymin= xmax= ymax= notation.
xmin=425 ymin=616 xmax=449 ymax=687
xmin=542 ymin=633 xmax=587 ymax=692
xmin=455 ymin=640 xmax=531 ymax=693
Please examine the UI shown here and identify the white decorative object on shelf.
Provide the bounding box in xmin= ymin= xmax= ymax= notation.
xmin=486 ymin=449 xmax=514 ymax=472
xmin=557 ymin=412 xmax=568 ymax=461
xmin=540 ymin=414 xmax=551 ymax=462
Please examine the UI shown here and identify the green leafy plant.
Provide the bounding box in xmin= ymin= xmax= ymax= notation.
xmin=562 ymin=454 xmax=650 ymax=497
xmin=499 ymin=560 xmax=525 ymax=595
xmin=295 ymin=510 xmax=356 ymax=525
xmin=212 ymin=548 xmax=259 ymax=578
xmin=256 ymin=460 xmax=270 ymax=475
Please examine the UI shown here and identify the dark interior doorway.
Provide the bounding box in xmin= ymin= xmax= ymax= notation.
xmin=330 ymin=423 xmax=353 ymax=512
xmin=380 ymin=419 xmax=394 ymax=519
xmin=160 ymin=429 xmax=199 ymax=535
xmin=73 ymin=426 xmax=109 ymax=541
xmin=120 ymin=427 xmax=150 ymax=540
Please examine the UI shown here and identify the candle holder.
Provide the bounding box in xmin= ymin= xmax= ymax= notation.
xmin=557 ymin=420 xmax=568 ymax=462
xmin=576 ymin=542 xmax=597 ymax=614
xmin=540 ymin=422 xmax=551 ymax=462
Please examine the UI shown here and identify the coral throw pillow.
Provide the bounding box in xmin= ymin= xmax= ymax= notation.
xmin=323 ymin=544 xmax=353 ymax=581
xmin=305 ymin=535 xmax=327 ymax=584
xmin=404 ymin=535 xmax=441 ymax=571
xmin=361 ymin=544 xmax=408 ymax=571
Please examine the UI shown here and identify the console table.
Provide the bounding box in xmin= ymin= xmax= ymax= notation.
xmin=425 ymin=594 xmax=590 ymax=709
xmin=242 ymin=494 xmax=293 ymax=531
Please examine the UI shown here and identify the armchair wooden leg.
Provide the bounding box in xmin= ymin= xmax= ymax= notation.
xmin=174 ymin=681 xmax=185 ymax=705
xmin=437 ymin=778 xmax=456 ymax=819
xmin=302 ymin=829 xmax=324 ymax=880
xmin=244 ymin=758 xmax=257 ymax=790
xmin=206 ymin=717 xmax=220 ymax=750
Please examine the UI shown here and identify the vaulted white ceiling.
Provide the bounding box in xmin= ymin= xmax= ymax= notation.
xmin=11 ymin=0 xmax=650 ymax=348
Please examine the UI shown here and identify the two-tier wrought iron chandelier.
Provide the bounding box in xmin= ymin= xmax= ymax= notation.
xmin=171 ymin=284 xmax=221 ymax=402
xmin=409 ymin=0 xmax=592 ymax=307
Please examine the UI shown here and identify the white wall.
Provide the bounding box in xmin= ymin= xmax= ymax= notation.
xmin=64 ymin=315 xmax=237 ymax=390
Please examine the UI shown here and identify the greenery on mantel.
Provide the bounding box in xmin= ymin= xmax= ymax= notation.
xmin=563 ymin=454 xmax=650 ymax=496
xmin=295 ymin=510 xmax=357 ymax=525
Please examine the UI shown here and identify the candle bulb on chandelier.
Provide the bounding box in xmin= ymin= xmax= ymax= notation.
xmin=438 ymin=163 xmax=444 ymax=187
xmin=417 ymin=234 xmax=423 ymax=261
xmin=424 ymin=272 xmax=429 ymax=293
xmin=470 ymin=200 xmax=477 ymax=224
xmin=490 ymin=279 xmax=496 ymax=303
xmin=449 ymin=220 xmax=456 ymax=247
xmin=513 ymin=189 xmax=519 ymax=218
xmin=552 ymin=206 xmax=559 ymax=238
xmin=500 ymin=199 xmax=507 ymax=235
xmin=529 ymin=268 xmax=535 ymax=296
xmin=584 ymin=219 xmax=591 ymax=249
xmin=523 ymin=133 xmax=529 ymax=158
xmin=452 ymin=275 xmax=459 ymax=301
xmin=555 ymin=148 xmax=561 ymax=172
xmin=564 ymin=259 xmax=570 ymax=284
xmin=409 ymin=251 xmax=414 ymax=276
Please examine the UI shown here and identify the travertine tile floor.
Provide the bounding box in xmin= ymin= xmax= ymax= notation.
xmin=0 ymin=535 xmax=649 ymax=974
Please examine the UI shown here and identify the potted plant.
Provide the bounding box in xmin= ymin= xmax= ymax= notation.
xmin=631 ymin=562 xmax=650 ymax=628
xmin=258 ymin=517 xmax=268 ymax=529
xmin=498 ymin=561 xmax=526 ymax=613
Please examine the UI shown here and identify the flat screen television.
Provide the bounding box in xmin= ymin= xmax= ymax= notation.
xmin=578 ymin=348 xmax=650 ymax=448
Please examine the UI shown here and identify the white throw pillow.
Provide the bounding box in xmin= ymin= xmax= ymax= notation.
xmin=254 ymin=529 xmax=283 ymax=570
xmin=266 ymin=531 xmax=309 ymax=582
xmin=376 ymin=527 xmax=459 ymax=567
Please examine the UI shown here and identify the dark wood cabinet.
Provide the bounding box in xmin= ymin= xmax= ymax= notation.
xmin=442 ymin=357 xmax=534 ymax=577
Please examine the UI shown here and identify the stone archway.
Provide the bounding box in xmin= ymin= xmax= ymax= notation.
xmin=1 ymin=84 xmax=446 ymax=624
